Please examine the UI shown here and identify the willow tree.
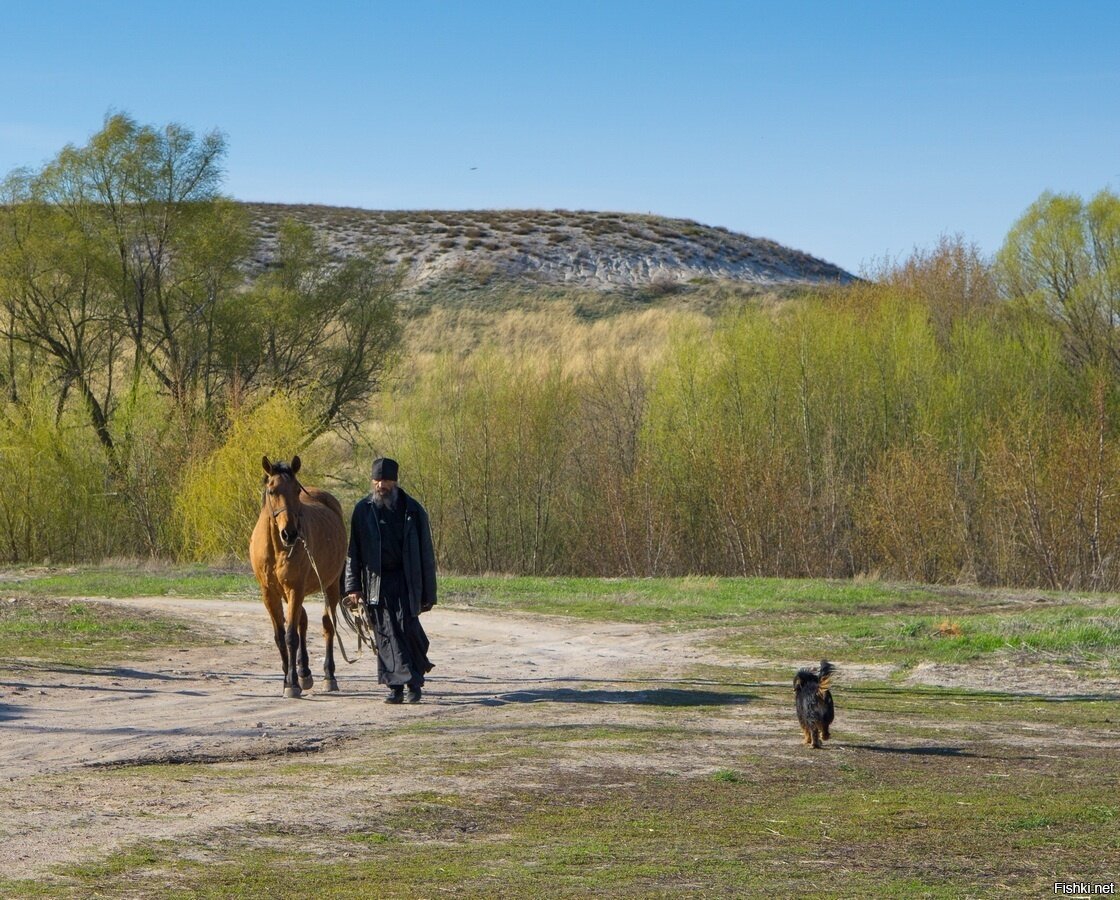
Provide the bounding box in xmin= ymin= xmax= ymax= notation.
xmin=0 ymin=171 xmax=122 ymax=450
xmin=0 ymin=114 xmax=406 ymax=560
xmin=998 ymin=189 xmax=1120 ymax=373
xmin=0 ymin=113 xmax=252 ymax=454
xmin=2 ymin=112 xmax=406 ymax=452
xmin=51 ymin=113 xmax=252 ymax=410
xmin=217 ymin=219 xmax=404 ymax=445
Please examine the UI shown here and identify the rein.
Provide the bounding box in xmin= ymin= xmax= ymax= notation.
xmin=297 ymin=534 xmax=365 ymax=665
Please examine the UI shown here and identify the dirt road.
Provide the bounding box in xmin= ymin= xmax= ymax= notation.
xmin=2 ymin=597 xmax=719 ymax=779
xmin=1 ymin=596 xmax=728 ymax=878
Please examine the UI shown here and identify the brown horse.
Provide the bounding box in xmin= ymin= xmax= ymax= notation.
xmin=249 ymin=455 xmax=347 ymax=698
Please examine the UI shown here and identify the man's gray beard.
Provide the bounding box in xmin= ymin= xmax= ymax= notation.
xmin=371 ymin=486 xmax=399 ymax=510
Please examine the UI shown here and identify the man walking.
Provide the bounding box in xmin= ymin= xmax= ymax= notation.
xmin=344 ymin=457 xmax=436 ymax=703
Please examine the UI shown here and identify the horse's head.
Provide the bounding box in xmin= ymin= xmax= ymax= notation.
xmin=262 ymin=455 xmax=303 ymax=548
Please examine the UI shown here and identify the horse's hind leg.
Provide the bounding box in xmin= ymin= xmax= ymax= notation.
xmin=322 ymin=581 xmax=340 ymax=692
xmin=297 ymin=605 xmax=314 ymax=691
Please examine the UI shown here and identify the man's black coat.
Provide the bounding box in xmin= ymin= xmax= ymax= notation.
xmin=343 ymin=488 xmax=437 ymax=617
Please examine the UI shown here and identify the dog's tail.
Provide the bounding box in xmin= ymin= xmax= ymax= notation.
xmin=818 ymin=660 xmax=835 ymax=694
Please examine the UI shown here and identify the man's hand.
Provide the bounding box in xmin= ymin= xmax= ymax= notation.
xmin=421 ymin=602 xmax=434 ymax=613
xmin=344 ymin=593 xmax=363 ymax=611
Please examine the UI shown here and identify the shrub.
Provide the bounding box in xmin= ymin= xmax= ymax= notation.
xmin=869 ymin=234 xmax=999 ymax=345
xmin=979 ymin=395 xmax=1120 ymax=590
xmin=112 ymin=381 xmax=202 ymax=557
xmin=393 ymin=350 xmax=579 ymax=574
xmin=855 ymin=442 xmax=970 ymax=583
xmin=0 ymin=385 xmax=123 ymax=562
xmin=175 ymin=393 xmax=308 ymax=562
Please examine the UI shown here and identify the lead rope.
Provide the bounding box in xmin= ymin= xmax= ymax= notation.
xmin=336 ymin=595 xmax=376 ymax=660
xmin=298 ymin=535 xmax=374 ymax=665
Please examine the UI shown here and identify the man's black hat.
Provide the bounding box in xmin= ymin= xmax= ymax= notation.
xmin=371 ymin=457 xmax=399 ymax=481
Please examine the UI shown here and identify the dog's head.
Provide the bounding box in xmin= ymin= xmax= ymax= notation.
xmin=794 ymin=669 xmax=818 ymax=693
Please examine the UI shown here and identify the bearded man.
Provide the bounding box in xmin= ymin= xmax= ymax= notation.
xmin=344 ymin=457 xmax=436 ymax=703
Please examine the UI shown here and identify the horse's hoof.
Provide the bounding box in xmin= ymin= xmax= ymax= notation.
xmin=325 ymin=679 xmax=339 ymax=693
xmin=283 ymin=685 xmax=302 ymax=699
xmin=299 ymin=674 xmax=314 ymax=690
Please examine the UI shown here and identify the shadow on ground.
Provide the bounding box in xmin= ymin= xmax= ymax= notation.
xmin=466 ymin=686 xmax=756 ymax=707
xmin=847 ymin=743 xmax=975 ymax=757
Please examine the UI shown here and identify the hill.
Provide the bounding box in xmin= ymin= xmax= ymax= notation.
xmin=242 ymin=204 xmax=854 ymax=297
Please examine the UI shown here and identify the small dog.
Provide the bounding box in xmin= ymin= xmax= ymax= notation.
xmin=794 ymin=660 xmax=835 ymax=749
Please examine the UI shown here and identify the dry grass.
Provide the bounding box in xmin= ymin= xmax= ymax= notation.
xmin=400 ymin=305 xmax=712 ymax=377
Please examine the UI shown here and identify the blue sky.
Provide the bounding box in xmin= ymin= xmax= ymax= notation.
xmin=3 ymin=1 xmax=1117 ymax=274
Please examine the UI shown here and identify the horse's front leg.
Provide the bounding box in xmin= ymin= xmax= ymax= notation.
xmin=263 ymin=588 xmax=289 ymax=693
xmin=297 ymin=605 xmax=314 ymax=691
xmin=283 ymin=594 xmax=305 ymax=699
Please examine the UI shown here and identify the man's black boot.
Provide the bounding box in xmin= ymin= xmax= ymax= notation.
xmin=385 ymin=686 xmax=404 ymax=704
xmin=406 ymin=685 xmax=423 ymax=703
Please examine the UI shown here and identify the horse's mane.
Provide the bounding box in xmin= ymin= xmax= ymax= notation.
xmin=263 ymin=460 xmax=343 ymax=520
xmin=265 ymin=461 xmax=297 ymax=480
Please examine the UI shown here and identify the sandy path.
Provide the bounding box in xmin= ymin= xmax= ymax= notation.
xmin=0 ymin=597 xmax=711 ymax=780
xmin=1 ymin=597 xmax=729 ymax=879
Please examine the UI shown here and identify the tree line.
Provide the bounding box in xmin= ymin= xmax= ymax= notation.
xmin=392 ymin=289 xmax=1119 ymax=589
xmin=2 ymin=113 xmax=1119 ymax=589
xmin=390 ymin=192 xmax=1120 ymax=589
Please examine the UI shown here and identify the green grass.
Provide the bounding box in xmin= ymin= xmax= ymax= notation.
xmin=444 ymin=574 xmax=946 ymax=622
xmin=0 ymin=564 xmax=257 ymax=600
xmin=4 ymin=568 xmax=1118 ymax=670
xmin=445 ymin=575 xmax=1120 ymax=667
xmin=716 ymin=606 xmax=1120 ymax=665
xmin=0 ymin=567 xmax=946 ymax=615
xmin=7 ymin=751 xmax=1117 ymax=898
xmin=0 ymin=598 xmax=212 ymax=666
xmin=345 ymin=830 xmax=394 ymax=845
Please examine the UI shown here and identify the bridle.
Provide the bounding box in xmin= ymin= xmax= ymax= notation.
xmin=263 ymin=476 xmax=304 ymax=558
